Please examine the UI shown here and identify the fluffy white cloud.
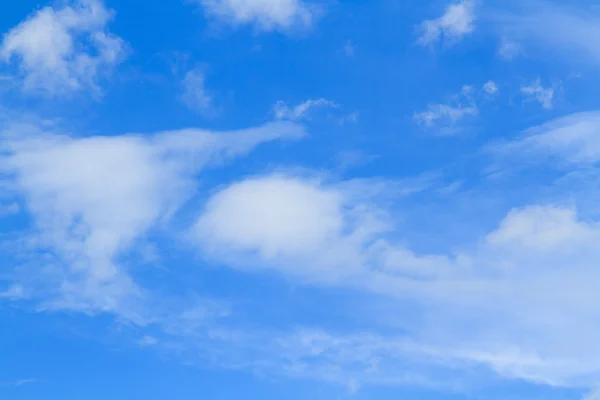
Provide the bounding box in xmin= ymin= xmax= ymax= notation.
xmin=0 ymin=120 xmax=304 ymax=318
xmin=180 ymin=67 xmax=213 ymax=114
xmin=0 ymin=0 xmax=125 ymax=95
xmin=194 ymin=175 xmax=386 ymax=281
xmin=418 ymin=0 xmax=475 ymax=47
xmin=521 ymin=78 xmax=554 ymax=109
xmin=198 ymin=0 xmax=316 ymax=32
xmin=196 ymin=176 xmax=343 ymax=258
xmin=273 ymin=98 xmax=339 ymax=121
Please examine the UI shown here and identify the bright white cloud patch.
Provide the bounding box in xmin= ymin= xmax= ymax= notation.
xmin=418 ymin=0 xmax=475 ymax=47
xmin=0 ymin=0 xmax=125 ymax=95
xmin=193 ymin=175 xmax=387 ymax=280
xmin=0 ymin=120 xmax=304 ymax=319
xmin=521 ymin=78 xmax=554 ymax=109
xmin=196 ymin=176 xmax=344 ymax=258
xmin=273 ymin=98 xmax=339 ymax=121
xmin=198 ymin=0 xmax=316 ymax=32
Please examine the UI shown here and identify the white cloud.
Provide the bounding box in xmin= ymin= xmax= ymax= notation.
xmin=138 ymin=335 xmax=159 ymax=347
xmin=486 ymin=206 xmax=597 ymax=252
xmin=3 ymin=111 xmax=600 ymax=392
xmin=418 ymin=0 xmax=475 ymax=47
xmin=414 ymin=103 xmax=478 ymax=128
xmin=193 ymin=175 xmax=385 ymax=281
xmin=198 ymin=0 xmax=316 ymax=32
xmin=521 ymin=78 xmax=554 ymax=109
xmin=193 ymin=174 xmax=448 ymax=284
xmin=413 ymin=81 xmax=502 ymax=131
xmin=195 ymin=176 xmax=344 ymax=259
xmin=194 ymin=173 xmax=453 ymax=288
xmin=496 ymin=2 xmax=600 ymax=66
xmin=482 ymin=80 xmax=498 ymax=95
xmin=492 ymin=111 xmax=600 ymax=165
xmin=273 ymin=98 xmax=339 ymax=121
xmin=180 ymin=67 xmax=213 ymax=114
xmin=585 ymin=389 xmax=600 ymax=400
xmin=0 ymin=120 xmax=304 ymax=319
xmin=497 ymin=39 xmax=521 ymax=60
xmin=0 ymin=0 xmax=126 ymax=96
xmin=187 ymin=150 xmax=600 ymax=388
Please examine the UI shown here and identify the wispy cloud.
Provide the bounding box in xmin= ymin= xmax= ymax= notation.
xmin=414 ymin=103 xmax=478 ymax=129
xmin=6 ymin=111 xmax=600 ymax=391
xmin=490 ymin=111 xmax=600 ymax=165
xmin=0 ymin=378 xmax=39 ymax=387
xmin=584 ymin=389 xmax=600 ymax=400
xmin=138 ymin=335 xmax=159 ymax=347
xmin=0 ymin=284 xmax=25 ymax=300
xmin=185 ymin=168 xmax=600 ymax=387
xmin=497 ymin=38 xmax=521 ymax=60
xmin=180 ymin=67 xmax=213 ymax=114
xmin=482 ymin=80 xmax=498 ymax=95
xmin=179 ymin=111 xmax=600 ymax=388
xmin=273 ymin=98 xmax=339 ymax=121
xmin=520 ymin=78 xmax=555 ymax=109
xmin=343 ymin=40 xmax=355 ymax=57
xmin=492 ymin=1 xmax=600 ymax=66
xmin=414 ymin=80 xmax=500 ymax=132
xmin=196 ymin=0 xmax=318 ymax=33
xmin=418 ymin=0 xmax=476 ymax=47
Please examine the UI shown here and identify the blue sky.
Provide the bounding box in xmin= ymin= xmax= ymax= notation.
xmin=2 ymin=0 xmax=600 ymax=399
